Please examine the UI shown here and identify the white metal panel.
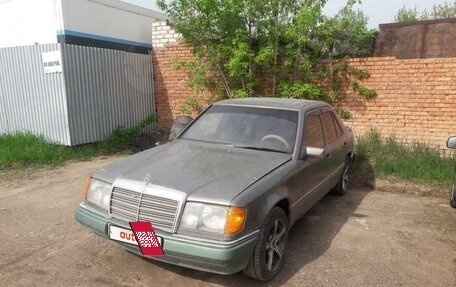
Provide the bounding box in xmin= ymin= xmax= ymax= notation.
xmin=0 ymin=44 xmax=71 ymax=145
xmin=0 ymin=0 xmax=165 ymax=49
xmin=61 ymin=44 xmax=155 ymax=145
xmin=60 ymin=0 xmax=166 ymax=48
xmin=0 ymin=43 xmax=155 ymax=146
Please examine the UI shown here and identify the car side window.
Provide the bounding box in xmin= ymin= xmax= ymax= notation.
xmin=305 ymin=114 xmax=324 ymax=148
xmin=320 ymin=112 xmax=338 ymax=144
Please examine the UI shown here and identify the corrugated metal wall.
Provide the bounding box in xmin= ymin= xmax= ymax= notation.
xmin=61 ymin=44 xmax=155 ymax=145
xmin=0 ymin=43 xmax=155 ymax=146
xmin=0 ymin=44 xmax=71 ymax=144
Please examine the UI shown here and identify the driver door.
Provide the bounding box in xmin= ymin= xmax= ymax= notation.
xmin=289 ymin=109 xmax=328 ymax=217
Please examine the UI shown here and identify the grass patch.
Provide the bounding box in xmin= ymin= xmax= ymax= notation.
xmin=0 ymin=130 xmax=157 ymax=170
xmin=0 ymin=133 xmax=88 ymax=168
xmin=354 ymin=130 xmax=455 ymax=186
xmin=0 ymin=114 xmax=158 ymax=170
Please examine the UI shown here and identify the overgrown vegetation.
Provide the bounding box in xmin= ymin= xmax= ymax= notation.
xmin=395 ymin=1 xmax=456 ymax=23
xmin=158 ymin=0 xmax=377 ymax=117
xmin=97 ymin=113 xmax=157 ymax=152
xmin=0 ymin=114 xmax=157 ymax=169
xmin=353 ymin=130 xmax=455 ymax=186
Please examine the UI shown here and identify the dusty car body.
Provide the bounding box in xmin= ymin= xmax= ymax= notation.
xmin=75 ymin=97 xmax=355 ymax=281
xmin=447 ymin=136 xmax=456 ymax=208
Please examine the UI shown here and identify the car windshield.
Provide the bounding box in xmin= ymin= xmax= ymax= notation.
xmin=180 ymin=105 xmax=298 ymax=154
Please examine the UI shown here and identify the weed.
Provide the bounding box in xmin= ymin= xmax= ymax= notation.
xmin=353 ymin=130 xmax=455 ymax=186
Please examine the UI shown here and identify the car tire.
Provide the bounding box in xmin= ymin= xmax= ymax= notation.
xmin=331 ymin=156 xmax=351 ymax=196
xmin=243 ymin=207 xmax=289 ymax=281
xmin=450 ymin=183 xmax=456 ymax=208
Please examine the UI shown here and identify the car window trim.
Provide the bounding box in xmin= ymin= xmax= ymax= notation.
xmin=330 ymin=111 xmax=344 ymax=137
xmin=303 ymin=108 xmax=325 ymax=149
xmin=319 ymin=109 xmax=339 ymax=145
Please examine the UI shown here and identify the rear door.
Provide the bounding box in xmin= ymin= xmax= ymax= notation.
xmin=319 ymin=108 xmax=347 ymax=186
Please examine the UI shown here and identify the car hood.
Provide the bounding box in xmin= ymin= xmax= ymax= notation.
xmin=93 ymin=140 xmax=291 ymax=205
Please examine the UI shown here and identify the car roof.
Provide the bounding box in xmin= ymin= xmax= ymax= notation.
xmin=214 ymin=97 xmax=328 ymax=112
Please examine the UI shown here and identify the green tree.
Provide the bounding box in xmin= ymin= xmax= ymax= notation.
xmin=394 ymin=6 xmax=419 ymax=23
xmin=395 ymin=1 xmax=456 ymax=22
xmin=157 ymin=0 xmax=376 ymax=115
xmin=329 ymin=6 xmax=376 ymax=58
xmin=422 ymin=1 xmax=456 ymax=19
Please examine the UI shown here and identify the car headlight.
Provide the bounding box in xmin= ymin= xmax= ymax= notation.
xmin=179 ymin=202 xmax=246 ymax=235
xmin=84 ymin=178 xmax=112 ymax=211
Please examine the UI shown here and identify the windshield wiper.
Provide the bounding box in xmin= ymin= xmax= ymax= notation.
xmin=231 ymin=145 xmax=288 ymax=154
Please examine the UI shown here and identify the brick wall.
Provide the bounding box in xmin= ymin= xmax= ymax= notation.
xmin=152 ymin=21 xmax=198 ymax=131
xmin=342 ymin=57 xmax=456 ymax=151
xmin=152 ymin=21 xmax=456 ymax=150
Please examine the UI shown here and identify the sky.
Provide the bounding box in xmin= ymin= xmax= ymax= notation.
xmin=121 ymin=0 xmax=451 ymax=28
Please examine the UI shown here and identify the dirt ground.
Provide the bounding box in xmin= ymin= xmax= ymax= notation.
xmin=0 ymin=156 xmax=455 ymax=287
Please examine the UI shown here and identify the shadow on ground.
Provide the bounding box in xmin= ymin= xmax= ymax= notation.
xmin=137 ymin=159 xmax=376 ymax=286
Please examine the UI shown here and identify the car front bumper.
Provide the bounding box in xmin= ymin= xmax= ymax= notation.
xmin=74 ymin=203 xmax=258 ymax=275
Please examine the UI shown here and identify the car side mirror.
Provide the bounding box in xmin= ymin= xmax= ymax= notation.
xmin=301 ymin=146 xmax=325 ymax=160
xmin=447 ymin=136 xmax=456 ymax=149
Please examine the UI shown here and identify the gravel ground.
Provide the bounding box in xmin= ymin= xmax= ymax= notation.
xmin=0 ymin=157 xmax=455 ymax=287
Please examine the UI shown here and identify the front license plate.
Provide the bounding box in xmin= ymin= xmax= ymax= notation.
xmin=109 ymin=225 xmax=162 ymax=246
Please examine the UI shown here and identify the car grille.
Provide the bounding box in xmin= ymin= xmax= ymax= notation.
xmin=110 ymin=187 xmax=180 ymax=232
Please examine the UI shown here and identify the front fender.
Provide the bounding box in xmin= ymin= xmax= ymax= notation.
xmin=230 ymin=161 xmax=297 ymax=237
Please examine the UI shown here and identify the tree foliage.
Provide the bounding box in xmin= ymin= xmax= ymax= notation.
xmin=422 ymin=1 xmax=456 ymax=19
xmin=157 ymin=0 xmax=376 ymax=116
xmin=395 ymin=1 xmax=456 ymax=23
xmin=394 ymin=6 xmax=419 ymax=23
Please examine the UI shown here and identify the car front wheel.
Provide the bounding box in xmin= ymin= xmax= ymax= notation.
xmin=243 ymin=207 xmax=289 ymax=281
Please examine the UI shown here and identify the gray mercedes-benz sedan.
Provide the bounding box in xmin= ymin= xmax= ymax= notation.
xmin=75 ymin=97 xmax=355 ymax=281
